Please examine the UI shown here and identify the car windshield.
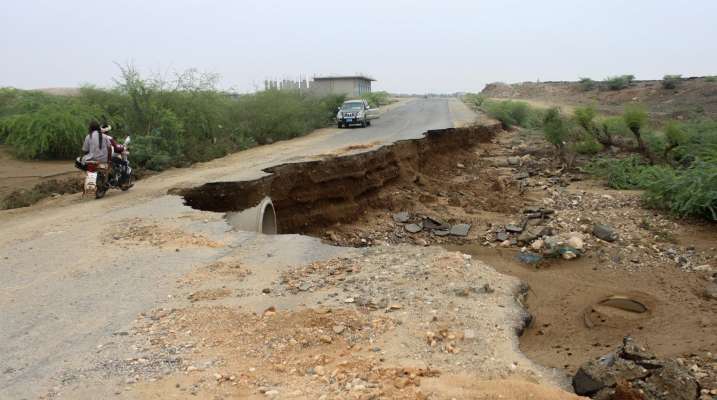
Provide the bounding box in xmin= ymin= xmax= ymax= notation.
xmin=341 ymin=102 xmax=364 ymax=110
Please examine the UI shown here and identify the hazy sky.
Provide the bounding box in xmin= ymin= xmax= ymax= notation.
xmin=1 ymin=0 xmax=716 ymax=93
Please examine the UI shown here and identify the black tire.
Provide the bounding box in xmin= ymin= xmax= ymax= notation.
xmin=95 ymin=173 xmax=108 ymax=199
xmin=120 ymin=174 xmax=135 ymax=191
xmin=367 ymin=120 xmax=371 ymax=127
xmin=337 ymin=122 xmax=343 ymax=128
xmin=361 ymin=120 xmax=367 ymax=128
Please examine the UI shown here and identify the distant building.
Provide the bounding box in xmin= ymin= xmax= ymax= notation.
xmin=310 ymin=75 xmax=375 ymax=97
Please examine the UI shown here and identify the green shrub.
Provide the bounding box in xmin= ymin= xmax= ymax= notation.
xmin=0 ymin=102 xmax=103 ymax=159
xmin=361 ymin=91 xmax=392 ymax=107
xmin=463 ymin=93 xmax=485 ymax=109
xmin=704 ymin=76 xmax=717 ymax=83
xmin=484 ymin=100 xmax=539 ymax=129
xmin=573 ymin=106 xmax=597 ymax=131
xmin=662 ymin=75 xmax=682 ymax=89
xmin=574 ymin=136 xmax=604 ymax=154
xmin=579 ymin=77 xmax=596 ymax=91
xmin=643 ymin=161 xmax=717 ymax=220
xmin=604 ymin=75 xmax=635 ymax=90
xmin=582 ymin=156 xmax=662 ymax=189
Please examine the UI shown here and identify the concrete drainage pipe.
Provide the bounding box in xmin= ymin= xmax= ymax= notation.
xmin=225 ymin=197 xmax=277 ymax=234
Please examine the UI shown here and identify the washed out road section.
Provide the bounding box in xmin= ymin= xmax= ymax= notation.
xmin=0 ymin=98 xmax=475 ymax=399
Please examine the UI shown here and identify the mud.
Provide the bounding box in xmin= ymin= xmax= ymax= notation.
xmin=179 ymin=124 xmax=501 ymax=234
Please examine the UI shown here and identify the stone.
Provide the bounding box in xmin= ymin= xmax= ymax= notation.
xmin=319 ymin=335 xmax=332 ymax=343
xmin=262 ymin=288 xmax=271 ymax=294
xmin=463 ymin=329 xmax=476 ymax=339
xmin=333 ymin=325 xmax=346 ymax=334
xmin=531 ymin=239 xmax=544 ymax=251
xmin=299 ymin=283 xmax=311 ymax=292
xmin=640 ymin=360 xmax=699 ymax=400
xmin=703 ymin=282 xmax=717 ymax=300
xmin=507 ymin=156 xmax=521 ymax=166
xmin=593 ymin=224 xmax=619 ymax=242
xmin=456 ymin=162 xmax=465 ymax=169
xmin=514 ymin=171 xmax=530 ymax=180
xmin=433 ymin=229 xmax=450 ymax=237
xmin=567 ymin=235 xmax=584 ymax=251
xmin=505 ymin=224 xmax=523 ymax=233
xmin=264 ymin=389 xmax=280 ymax=397
xmin=500 ymin=240 xmax=512 ymax=247
xmin=518 ymin=226 xmax=544 ymax=242
xmin=573 ymin=355 xmax=649 ymax=396
xmin=393 ymin=212 xmax=410 ymax=223
xmin=422 ymin=217 xmax=449 ymax=230
xmin=562 ymin=251 xmax=577 ymax=260
xmin=496 ymin=231 xmax=509 ymax=241
xmin=450 ymin=223 xmax=471 ymax=237
xmin=405 ymin=223 xmax=422 ymax=234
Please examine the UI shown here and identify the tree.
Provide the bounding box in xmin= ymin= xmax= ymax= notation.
xmin=622 ymin=104 xmax=654 ymax=163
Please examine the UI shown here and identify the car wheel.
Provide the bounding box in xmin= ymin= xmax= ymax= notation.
xmin=337 ymin=122 xmax=343 ymax=128
xmin=367 ymin=120 xmax=371 ymax=127
xmin=361 ymin=120 xmax=367 ymax=128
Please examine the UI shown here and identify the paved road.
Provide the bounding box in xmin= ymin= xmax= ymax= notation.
xmin=0 ymin=98 xmax=476 ymax=399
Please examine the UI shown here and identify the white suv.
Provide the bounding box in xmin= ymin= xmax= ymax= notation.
xmin=337 ymin=99 xmax=379 ymax=128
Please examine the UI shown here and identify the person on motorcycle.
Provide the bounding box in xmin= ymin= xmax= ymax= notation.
xmin=99 ymin=123 xmax=131 ymax=185
xmin=76 ymin=121 xmax=111 ymax=170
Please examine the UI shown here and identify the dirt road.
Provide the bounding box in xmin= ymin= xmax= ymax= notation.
xmin=0 ymin=98 xmax=496 ymax=399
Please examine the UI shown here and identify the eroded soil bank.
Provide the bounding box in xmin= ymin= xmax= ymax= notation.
xmin=177 ymin=121 xmax=717 ymax=396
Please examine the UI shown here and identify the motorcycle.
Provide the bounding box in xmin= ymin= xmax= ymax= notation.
xmin=80 ymin=136 xmax=134 ymax=199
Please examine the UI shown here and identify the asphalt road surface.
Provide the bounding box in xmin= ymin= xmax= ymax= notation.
xmin=0 ymin=97 xmax=476 ymax=399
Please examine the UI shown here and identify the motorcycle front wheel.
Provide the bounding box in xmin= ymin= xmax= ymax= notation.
xmin=120 ymin=174 xmax=135 ymax=191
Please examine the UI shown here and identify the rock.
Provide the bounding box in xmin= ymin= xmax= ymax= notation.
xmin=567 ymin=235 xmax=584 ymax=251
xmin=518 ymin=226 xmax=544 ymax=242
xmin=573 ymin=338 xmax=698 ymax=400
xmin=264 ymin=389 xmax=279 ymax=397
xmin=506 ymin=224 xmax=523 ymax=233
xmin=414 ymin=238 xmax=429 ymax=246
xmin=333 ymin=325 xmax=345 ymax=334
xmin=496 ymin=231 xmax=509 ymax=241
xmin=393 ymin=212 xmax=410 ymax=223
xmin=262 ymin=288 xmax=271 ymax=294
xmin=463 ymin=329 xmax=476 ymax=340
xmin=562 ymin=251 xmax=577 ymax=260
xmin=516 ymin=252 xmax=542 ymax=265
xmin=703 ymin=282 xmax=717 ymax=300
xmin=500 ymin=240 xmax=512 ymax=247
xmin=422 ymin=217 xmax=449 ymax=230
xmin=507 ymin=156 xmax=521 ymax=166
xmin=456 ymin=162 xmax=465 ymax=169
xmin=640 ymin=360 xmax=699 ymax=400
xmin=405 ymin=223 xmax=422 ymax=234
xmin=593 ymin=224 xmax=619 ymax=242
xmin=573 ymin=355 xmax=649 ymax=396
xmin=450 ymin=223 xmax=471 ymax=237
xmin=514 ymin=171 xmax=529 ymax=180
xmin=319 ymin=335 xmax=332 ymax=343
xmin=531 ymin=239 xmax=544 ymax=251
xmin=433 ymin=229 xmax=450 ymax=237
xmin=299 ymin=283 xmax=312 ymax=291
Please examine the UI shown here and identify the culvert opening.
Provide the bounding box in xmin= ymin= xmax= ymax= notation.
xmin=225 ymin=197 xmax=277 ymax=234
xmin=178 ymin=124 xmax=516 ymax=242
